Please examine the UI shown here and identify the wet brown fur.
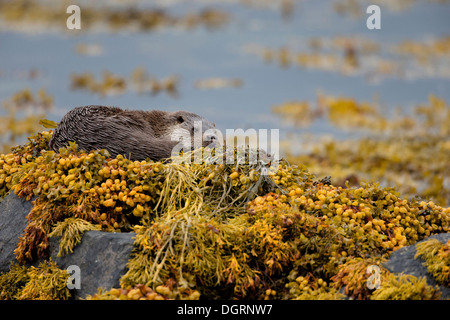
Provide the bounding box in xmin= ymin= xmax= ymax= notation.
xmin=49 ymin=105 xmax=216 ymax=161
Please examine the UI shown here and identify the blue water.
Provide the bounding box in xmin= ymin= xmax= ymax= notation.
xmin=0 ymin=0 xmax=449 ymax=142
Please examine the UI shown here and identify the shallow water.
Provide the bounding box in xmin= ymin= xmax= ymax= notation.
xmin=0 ymin=0 xmax=449 ymax=147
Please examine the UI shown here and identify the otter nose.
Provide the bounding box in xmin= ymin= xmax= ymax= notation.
xmin=204 ymin=133 xmax=217 ymax=142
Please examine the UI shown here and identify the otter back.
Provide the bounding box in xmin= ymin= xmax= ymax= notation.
xmin=49 ymin=105 xmax=217 ymax=161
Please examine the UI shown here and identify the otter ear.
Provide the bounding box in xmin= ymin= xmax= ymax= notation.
xmin=177 ymin=115 xmax=184 ymax=123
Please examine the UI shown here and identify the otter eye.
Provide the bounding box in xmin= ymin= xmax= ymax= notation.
xmin=177 ymin=116 xmax=184 ymax=123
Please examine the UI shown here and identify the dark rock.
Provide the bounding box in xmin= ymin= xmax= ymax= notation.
xmin=48 ymin=230 xmax=135 ymax=299
xmin=383 ymin=233 xmax=450 ymax=299
xmin=0 ymin=192 xmax=33 ymax=273
xmin=0 ymin=192 xmax=135 ymax=299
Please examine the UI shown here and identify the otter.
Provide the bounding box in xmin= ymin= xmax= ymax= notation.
xmin=49 ymin=105 xmax=219 ymax=161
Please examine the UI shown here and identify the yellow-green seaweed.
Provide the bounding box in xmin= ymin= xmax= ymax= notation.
xmin=49 ymin=217 xmax=101 ymax=257
xmin=370 ymin=273 xmax=441 ymax=300
xmin=0 ymin=259 xmax=70 ymax=300
xmin=415 ymin=239 xmax=450 ymax=286
xmin=0 ymin=129 xmax=449 ymax=300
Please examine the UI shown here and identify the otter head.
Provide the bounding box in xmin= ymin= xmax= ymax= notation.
xmin=168 ymin=111 xmax=221 ymax=151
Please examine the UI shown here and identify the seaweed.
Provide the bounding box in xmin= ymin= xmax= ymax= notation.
xmin=370 ymin=273 xmax=441 ymax=300
xmin=1 ymin=129 xmax=449 ymax=300
xmin=48 ymin=218 xmax=101 ymax=257
xmin=415 ymin=239 xmax=450 ymax=286
xmin=276 ymin=94 xmax=450 ymax=207
xmin=0 ymin=260 xmax=70 ymax=300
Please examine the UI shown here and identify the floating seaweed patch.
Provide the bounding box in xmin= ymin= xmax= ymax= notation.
xmin=0 ymin=1 xmax=230 ymax=34
xmin=333 ymin=0 xmax=418 ymax=18
xmin=194 ymin=77 xmax=243 ymax=90
xmin=75 ymin=43 xmax=103 ymax=56
xmin=71 ymin=68 xmax=179 ymax=97
xmin=245 ymin=34 xmax=450 ymax=80
xmin=275 ymin=94 xmax=450 ymax=207
xmin=0 ymin=89 xmax=53 ymax=154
